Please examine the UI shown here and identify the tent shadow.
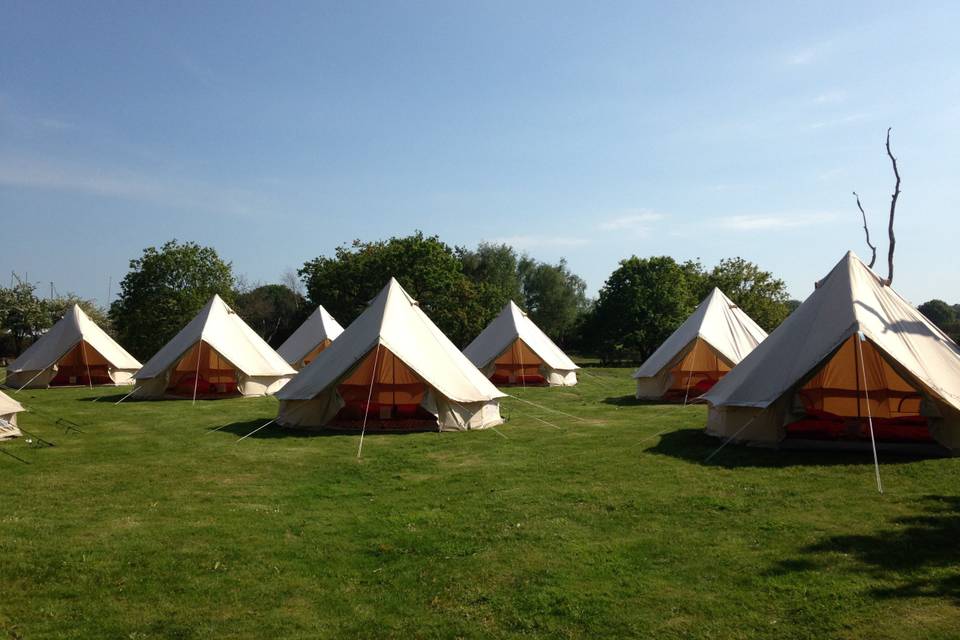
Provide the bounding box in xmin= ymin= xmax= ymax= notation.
xmin=645 ymin=428 xmax=932 ymax=468
xmin=213 ymin=420 xmax=439 ymax=439
xmin=603 ymin=395 xmax=707 ymax=407
xmin=765 ymin=495 xmax=960 ymax=602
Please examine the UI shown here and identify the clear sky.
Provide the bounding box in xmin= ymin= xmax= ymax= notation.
xmin=2 ymin=1 xmax=958 ymax=307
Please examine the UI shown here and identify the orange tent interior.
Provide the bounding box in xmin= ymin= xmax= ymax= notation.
xmin=663 ymin=337 xmax=732 ymax=400
xmin=332 ymin=346 xmax=436 ymax=430
xmin=167 ymin=341 xmax=240 ymax=397
xmin=787 ymin=334 xmax=931 ymax=442
xmin=301 ymin=339 xmax=332 ymax=367
xmin=50 ymin=340 xmax=113 ymax=386
xmin=489 ymin=339 xmax=546 ymax=386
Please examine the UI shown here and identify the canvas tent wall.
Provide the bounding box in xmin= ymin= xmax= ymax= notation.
xmin=133 ymin=295 xmax=295 ymax=399
xmin=633 ymin=288 xmax=767 ymax=400
xmin=5 ymin=305 xmax=141 ymax=389
xmin=276 ymin=306 xmax=344 ymax=369
xmin=277 ymin=278 xmax=505 ymax=431
xmin=0 ymin=390 xmax=24 ymax=440
xmin=462 ymin=301 xmax=579 ymax=387
xmin=703 ymin=252 xmax=960 ymax=453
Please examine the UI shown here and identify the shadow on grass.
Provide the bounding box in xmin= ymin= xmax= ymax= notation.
xmin=767 ymin=495 xmax=960 ymax=602
xmin=213 ymin=419 xmax=439 ymax=439
xmin=645 ymin=428 xmax=932 ymax=468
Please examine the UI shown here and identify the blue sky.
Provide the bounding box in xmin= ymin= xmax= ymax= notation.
xmin=2 ymin=1 xmax=958 ymax=307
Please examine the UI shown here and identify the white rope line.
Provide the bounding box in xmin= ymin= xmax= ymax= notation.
xmin=114 ymin=385 xmax=142 ymax=405
xmin=505 ymin=394 xmax=588 ymax=422
xmin=516 ymin=409 xmax=562 ymax=430
xmin=491 ymin=426 xmax=509 ymax=439
xmin=13 ymin=364 xmax=52 ymax=393
xmin=80 ymin=340 xmax=93 ymax=391
xmin=191 ymin=341 xmax=203 ymax=406
xmin=704 ymin=411 xmax=762 ymax=463
xmin=356 ymin=343 xmax=382 ymax=459
xmin=857 ymin=334 xmax=884 ymax=494
xmin=236 ymin=418 xmax=277 ymax=442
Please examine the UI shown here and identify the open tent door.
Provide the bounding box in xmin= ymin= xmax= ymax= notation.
xmin=788 ymin=334 xmax=931 ymax=442
xmin=332 ymin=345 xmax=437 ymax=430
xmin=301 ymin=339 xmax=333 ymax=368
xmin=489 ymin=339 xmax=546 ymax=386
xmin=664 ymin=337 xmax=733 ymax=400
xmin=167 ymin=341 xmax=241 ymax=397
xmin=50 ymin=340 xmax=114 ymax=386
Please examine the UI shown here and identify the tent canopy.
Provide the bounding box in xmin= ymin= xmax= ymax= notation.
xmin=703 ymin=252 xmax=960 ymax=451
xmin=463 ymin=301 xmax=578 ymax=386
xmin=0 ymin=390 xmax=24 ymax=417
xmin=277 ymin=279 xmax=505 ymax=431
xmin=634 ymin=288 xmax=767 ymax=380
xmin=6 ymin=305 xmax=141 ymax=387
xmin=276 ymin=305 xmax=344 ymax=367
xmin=134 ymin=295 xmax=295 ymax=397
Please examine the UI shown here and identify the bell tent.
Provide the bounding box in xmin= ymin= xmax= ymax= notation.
xmin=703 ymin=252 xmax=960 ymax=453
xmin=5 ymin=305 xmax=141 ymax=389
xmin=276 ymin=278 xmax=505 ymax=431
xmin=0 ymin=390 xmax=25 ymax=440
xmin=277 ymin=305 xmax=344 ymax=369
xmin=633 ymin=288 xmax=767 ymax=400
xmin=133 ymin=295 xmax=295 ymax=399
xmin=463 ymin=301 xmax=579 ymax=387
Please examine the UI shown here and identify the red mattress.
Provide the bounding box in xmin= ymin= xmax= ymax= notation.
xmin=785 ymin=408 xmax=933 ymax=443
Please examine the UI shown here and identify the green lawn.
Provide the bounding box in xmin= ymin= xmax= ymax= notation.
xmin=2 ymin=368 xmax=960 ymax=639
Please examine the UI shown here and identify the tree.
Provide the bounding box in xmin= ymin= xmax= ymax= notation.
xmin=233 ymin=284 xmax=307 ymax=347
xmin=518 ymin=258 xmax=589 ymax=345
xmin=918 ymin=299 xmax=960 ymax=342
xmin=299 ymin=232 xmax=491 ymax=347
xmin=0 ymin=278 xmax=50 ymax=355
xmin=699 ymin=257 xmax=791 ymax=331
xmin=110 ymin=240 xmax=235 ymax=360
xmin=47 ymin=293 xmax=112 ymax=334
xmin=585 ymin=256 xmax=703 ymax=363
xmin=457 ymin=243 xmax=524 ymax=308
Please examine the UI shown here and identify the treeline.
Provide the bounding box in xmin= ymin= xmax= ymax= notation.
xmin=4 ymin=233 xmax=956 ymax=363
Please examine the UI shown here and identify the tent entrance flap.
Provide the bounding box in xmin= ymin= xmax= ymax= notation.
xmin=489 ymin=339 xmax=546 ymax=386
xmin=301 ymin=339 xmax=332 ymax=367
xmin=663 ymin=338 xmax=732 ymax=400
xmin=167 ymin=341 xmax=240 ymax=397
xmin=50 ymin=340 xmax=113 ymax=386
xmin=787 ymin=335 xmax=932 ymax=443
xmin=331 ymin=346 xmax=436 ymax=430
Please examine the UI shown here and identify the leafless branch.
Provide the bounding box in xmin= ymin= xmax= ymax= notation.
xmin=852 ymin=191 xmax=877 ymax=269
xmin=884 ymin=127 xmax=900 ymax=285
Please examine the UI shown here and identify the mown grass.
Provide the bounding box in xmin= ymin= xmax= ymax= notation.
xmin=2 ymin=368 xmax=960 ymax=639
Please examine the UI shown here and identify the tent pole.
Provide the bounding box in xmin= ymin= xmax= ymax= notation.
xmin=856 ymin=333 xmax=883 ymax=494
xmin=518 ymin=340 xmax=526 ymax=391
xmin=192 ymin=341 xmax=203 ymax=406
xmin=80 ymin=340 xmax=93 ymax=390
xmin=357 ymin=344 xmax=382 ymax=459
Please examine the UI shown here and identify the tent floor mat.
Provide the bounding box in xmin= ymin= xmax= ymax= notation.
xmin=776 ymin=438 xmax=950 ymax=457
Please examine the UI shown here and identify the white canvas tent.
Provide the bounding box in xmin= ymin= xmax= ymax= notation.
xmin=704 ymin=252 xmax=960 ymax=453
xmin=277 ymin=306 xmax=344 ymax=370
xmin=0 ymin=390 xmax=24 ymax=440
xmin=633 ymin=288 xmax=767 ymax=400
xmin=277 ymin=278 xmax=505 ymax=431
xmin=133 ymin=295 xmax=295 ymax=398
xmin=463 ymin=301 xmax=579 ymax=387
xmin=6 ymin=305 xmax=141 ymax=389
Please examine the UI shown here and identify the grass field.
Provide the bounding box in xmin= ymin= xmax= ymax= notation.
xmin=2 ymin=367 xmax=960 ymax=639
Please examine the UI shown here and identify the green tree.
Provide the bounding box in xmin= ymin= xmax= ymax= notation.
xmin=519 ymin=257 xmax=589 ymax=344
xmin=586 ymin=256 xmax=703 ymax=363
xmin=457 ymin=242 xmax=524 ymax=308
xmin=234 ymin=284 xmax=307 ymax=347
xmin=110 ymin=240 xmax=235 ymax=360
xmin=300 ymin=232 xmax=490 ymax=346
xmin=0 ymin=279 xmax=51 ymax=355
xmin=918 ymin=299 xmax=960 ymax=342
xmin=699 ymin=257 xmax=791 ymax=331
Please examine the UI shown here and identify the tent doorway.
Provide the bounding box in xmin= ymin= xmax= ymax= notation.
xmin=50 ymin=341 xmax=114 ymax=386
xmin=489 ymin=339 xmax=546 ymax=386
xmin=331 ymin=346 xmax=437 ymax=430
xmin=787 ymin=334 xmax=931 ymax=443
xmin=301 ymin=339 xmax=332 ymax=368
xmin=166 ymin=341 xmax=241 ymax=397
xmin=663 ymin=337 xmax=732 ymax=401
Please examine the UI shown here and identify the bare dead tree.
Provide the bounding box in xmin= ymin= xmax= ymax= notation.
xmin=852 ymin=191 xmax=877 ymax=268
xmin=884 ymin=127 xmax=900 ymax=285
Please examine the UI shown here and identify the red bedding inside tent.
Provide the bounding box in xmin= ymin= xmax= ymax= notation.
xmin=50 ymin=365 xmax=113 ymax=386
xmin=785 ymin=408 xmax=933 ymax=443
